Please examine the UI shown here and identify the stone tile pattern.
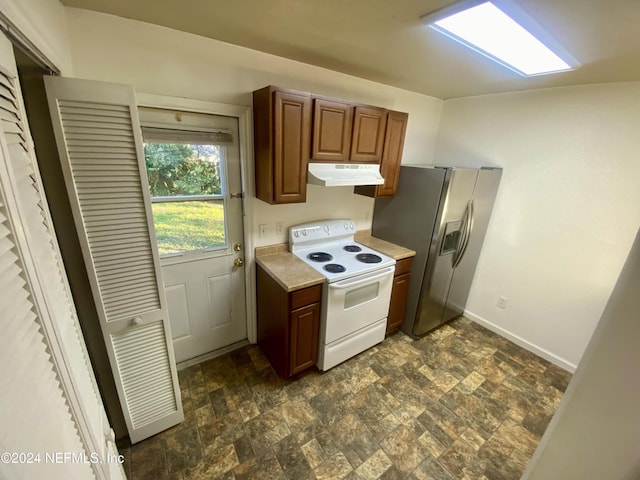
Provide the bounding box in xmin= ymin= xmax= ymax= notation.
xmin=119 ymin=317 xmax=571 ymax=480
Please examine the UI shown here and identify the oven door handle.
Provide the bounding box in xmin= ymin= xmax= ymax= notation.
xmin=329 ymin=265 xmax=396 ymax=290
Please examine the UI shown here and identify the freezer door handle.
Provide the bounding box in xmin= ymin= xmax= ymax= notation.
xmin=453 ymin=200 xmax=474 ymax=268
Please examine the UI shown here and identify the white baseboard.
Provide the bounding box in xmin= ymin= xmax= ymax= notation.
xmin=464 ymin=310 xmax=577 ymax=373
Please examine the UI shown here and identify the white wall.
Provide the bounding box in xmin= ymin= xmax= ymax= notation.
xmin=64 ymin=8 xmax=443 ymax=247
xmin=522 ymin=229 xmax=640 ymax=480
xmin=0 ymin=0 xmax=72 ymax=74
xmin=435 ymin=82 xmax=640 ymax=369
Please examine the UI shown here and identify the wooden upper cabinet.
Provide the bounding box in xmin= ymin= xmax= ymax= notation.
xmin=350 ymin=106 xmax=388 ymax=163
xmin=377 ymin=110 xmax=409 ymax=196
xmin=354 ymin=110 xmax=408 ymax=198
xmin=254 ymin=85 xmax=409 ymax=202
xmin=253 ymin=86 xmax=311 ymax=204
xmin=311 ymin=98 xmax=353 ymax=161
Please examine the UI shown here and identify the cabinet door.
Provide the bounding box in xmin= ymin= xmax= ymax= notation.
xmin=354 ymin=110 xmax=408 ymax=198
xmin=290 ymin=302 xmax=320 ymax=375
xmin=377 ymin=111 xmax=408 ymax=196
xmin=387 ymin=272 xmax=411 ymax=334
xmin=350 ymin=106 xmax=387 ymax=163
xmin=273 ymin=90 xmax=311 ymax=203
xmin=311 ymin=98 xmax=353 ymax=161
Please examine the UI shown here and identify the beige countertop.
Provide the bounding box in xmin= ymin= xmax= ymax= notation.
xmin=255 ymin=233 xmax=415 ymax=292
xmin=255 ymin=245 xmax=324 ymax=292
xmin=355 ymin=231 xmax=416 ymax=260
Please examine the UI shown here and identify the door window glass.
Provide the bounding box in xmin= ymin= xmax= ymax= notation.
xmin=143 ymin=141 xmax=227 ymax=255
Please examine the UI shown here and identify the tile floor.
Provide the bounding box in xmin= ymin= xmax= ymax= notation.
xmin=119 ymin=317 xmax=572 ymax=480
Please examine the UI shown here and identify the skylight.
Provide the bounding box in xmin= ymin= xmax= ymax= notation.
xmin=422 ymin=1 xmax=576 ymax=76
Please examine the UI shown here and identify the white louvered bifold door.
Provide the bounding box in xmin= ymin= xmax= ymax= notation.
xmin=0 ymin=33 xmax=124 ymax=479
xmin=0 ymin=172 xmax=97 ymax=480
xmin=44 ymin=76 xmax=183 ymax=443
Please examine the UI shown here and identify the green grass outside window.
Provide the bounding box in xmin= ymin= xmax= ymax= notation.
xmin=151 ymin=201 xmax=226 ymax=255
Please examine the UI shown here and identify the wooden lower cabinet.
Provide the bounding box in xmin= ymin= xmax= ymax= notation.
xmin=289 ymin=303 xmax=320 ymax=375
xmin=386 ymin=257 xmax=414 ymax=335
xmin=256 ymin=264 xmax=321 ymax=379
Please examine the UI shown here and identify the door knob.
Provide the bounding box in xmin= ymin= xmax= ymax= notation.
xmin=234 ymin=258 xmax=244 ymax=267
xmin=234 ymin=243 xmax=242 ymax=252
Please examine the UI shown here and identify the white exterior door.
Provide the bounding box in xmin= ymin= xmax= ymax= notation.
xmin=138 ymin=108 xmax=247 ymax=363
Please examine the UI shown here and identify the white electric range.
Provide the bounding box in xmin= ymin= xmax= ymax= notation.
xmin=290 ymin=219 xmax=396 ymax=370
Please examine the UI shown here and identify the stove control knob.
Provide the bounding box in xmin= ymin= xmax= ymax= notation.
xmin=343 ymin=222 xmax=349 ymax=230
xmin=349 ymin=222 xmax=354 ymax=230
xmin=294 ymin=231 xmax=299 ymax=238
xmin=323 ymin=225 xmax=330 ymax=234
xmin=302 ymin=229 xmax=307 ymax=236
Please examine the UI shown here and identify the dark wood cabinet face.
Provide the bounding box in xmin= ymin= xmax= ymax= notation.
xmin=386 ymin=257 xmax=413 ymax=335
xmin=257 ymin=263 xmax=321 ymax=379
xmin=289 ymin=303 xmax=320 ymax=375
xmin=377 ymin=111 xmax=408 ymax=197
xmin=387 ymin=272 xmax=411 ymax=334
xmin=273 ymin=91 xmax=311 ymax=203
xmin=311 ymin=98 xmax=353 ymax=161
xmin=350 ymin=106 xmax=387 ymax=163
xmin=253 ymin=86 xmax=310 ymax=205
xmin=354 ymin=110 xmax=408 ymax=198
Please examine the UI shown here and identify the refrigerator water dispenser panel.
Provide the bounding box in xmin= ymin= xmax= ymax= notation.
xmin=441 ymin=221 xmax=461 ymax=255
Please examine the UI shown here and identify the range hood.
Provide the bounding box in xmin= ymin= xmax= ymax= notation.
xmin=307 ymin=163 xmax=384 ymax=187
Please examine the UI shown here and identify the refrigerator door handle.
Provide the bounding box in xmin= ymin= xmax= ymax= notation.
xmin=453 ymin=199 xmax=474 ymax=268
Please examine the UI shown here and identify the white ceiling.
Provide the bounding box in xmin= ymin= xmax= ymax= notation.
xmin=60 ymin=0 xmax=640 ymax=99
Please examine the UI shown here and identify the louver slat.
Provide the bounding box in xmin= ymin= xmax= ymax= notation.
xmin=111 ymin=321 xmax=176 ymax=429
xmin=57 ymin=100 xmax=161 ymax=323
xmin=88 ymin=233 xmax=150 ymax=246
xmin=102 ymin=288 xmax=158 ymax=306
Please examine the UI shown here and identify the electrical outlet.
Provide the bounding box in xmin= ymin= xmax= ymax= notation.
xmin=258 ymin=224 xmax=267 ymax=238
xmin=497 ymin=296 xmax=508 ymax=309
xmin=276 ymin=222 xmax=284 ymax=234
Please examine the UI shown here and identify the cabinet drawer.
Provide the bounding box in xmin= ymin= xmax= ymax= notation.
xmin=290 ymin=284 xmax=322 ymax=310
xmin=395 ymin=257 xmax=413 ymax=276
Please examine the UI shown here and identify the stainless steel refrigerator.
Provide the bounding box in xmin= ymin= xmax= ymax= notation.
xmin=372 ymin=165 xmax=502 ymax=337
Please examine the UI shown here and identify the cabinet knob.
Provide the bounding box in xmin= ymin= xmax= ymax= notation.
xmin=131 ymin=317 xmax=143 ymax=326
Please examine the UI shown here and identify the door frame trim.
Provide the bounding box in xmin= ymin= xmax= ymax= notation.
xmin=136 ymin=93 xmax=257 ymax=344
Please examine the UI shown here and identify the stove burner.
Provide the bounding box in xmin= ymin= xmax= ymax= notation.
xmin=324 ymin=263 xmax=346 ymax=274
xmin=343 ymin=245 xmax=362 ymax=253
xmin=356 ymin=253 xmax=383 ymax=264
xmin=308 ymin=252 xmax=333 ymax=262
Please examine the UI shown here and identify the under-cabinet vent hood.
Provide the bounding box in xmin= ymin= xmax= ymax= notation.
xmin=307 ymin=163 xmax=384 ymax=187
